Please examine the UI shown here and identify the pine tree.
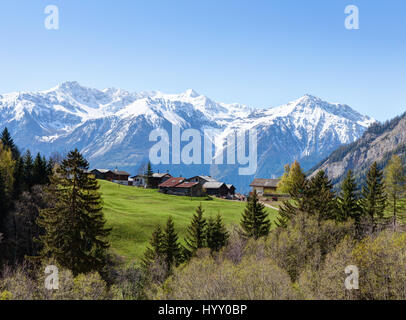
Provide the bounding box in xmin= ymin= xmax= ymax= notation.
xmin=305 ymin=170 xmax=337 ymax=221
xmin=32 ymin=153 xmax=48 ymax=186
xmin=145 ymin=162 xmax=153 ymax=188
xmin=37 ymin=149 xmax=111 ymax=276
xmin=206 ymin=213 xmax=229 ymax=252
xmin=12 ymin=157 xmax=24 ymax=198
xmin=337 ymin=170 xmax=361 ymax=223
xmin=1 ymin=128 xmax=19 ymax=160
xmin=240 ymin=190 xmax=271 ymax=239
xmin=184 ymin=204 xmax=207 ymax=258
xmin=162 ymin=216 xmax=181 ymax=271
xmin=359 ymin=162 xmax=387 ymax=231
xmin=0 ymin=170 xmax=7 ymax=234
xmin=384 ymin=155 xmax=406 ymax=229
xmin=23 ymin=150 xmax=34 ymax=189
xmin=142 ymin=224 xmax=165 ymax=269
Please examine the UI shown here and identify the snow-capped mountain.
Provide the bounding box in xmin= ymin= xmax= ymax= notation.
xmin=0 ymin=82 xmax=375 ymax=193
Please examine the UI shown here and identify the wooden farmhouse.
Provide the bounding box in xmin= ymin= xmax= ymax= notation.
xmin=249 ymin=178 xmax=281 ymax=195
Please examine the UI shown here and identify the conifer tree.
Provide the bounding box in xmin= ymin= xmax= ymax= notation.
xmin=32 ymin=153 xmax=48 ymax=186
xmin=184 ymin=204 xmax=207 ymax=258
xmin=12 ymin=157 xmax=24 ymax=198
xmin=37 ymin=149 xmax=111 ymax=276
xmin=162 ymin=216 xmax=181 ymax=271
xmin=0 ymin=143 xmax=15 ymax=201
xmin=1 ymin=128 xmax=19 ymax=160
xmin=145 ymin=161 xmax=153 ymax=188
xmin=305 ymin=170 xmax=337 ymax=221
xmin=337 ymin=170 xmax=361 ymax=223
xmin=142 ymin=224 xmax=165 ymax=269
xmin=240 ymin=190 xmax=271 ymax=239
xmin=359 ymin=162 xmax=387 ymax=231
xmin=384 ymin=155 xmax=406 ymax=229
xmin=0 ymin=170 xmax=7 ymax=233
xmin=206 ymin=213 xmax=229 ymax=252
xmin=23 ymin=150 xmax=34 ymax=189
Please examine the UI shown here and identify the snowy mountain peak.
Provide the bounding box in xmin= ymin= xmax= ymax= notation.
xmin=183 ymin=89 xmax=200 ymax=98
xmin=0 ymin=83 xmax=375 ymax=192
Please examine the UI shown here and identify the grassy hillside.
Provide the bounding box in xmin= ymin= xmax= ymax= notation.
xmin=99 ymin=180 xmax=278 ymax=262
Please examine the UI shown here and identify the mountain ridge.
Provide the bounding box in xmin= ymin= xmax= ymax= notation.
xmin=0 ymin=82 xmax=375 ymax=193
xmin=309 ymin=112 xmax=406 ymax=187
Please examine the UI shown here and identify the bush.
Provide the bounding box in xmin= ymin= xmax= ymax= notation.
xmin=154 ymin=248 xmax=296 ymax=300
xmin=266 ymin=212 xmax=355 ymax=281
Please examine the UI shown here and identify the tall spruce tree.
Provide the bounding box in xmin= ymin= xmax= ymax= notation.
xmin=240 ymin=190 xmax=271 ymax=239
xmin=305 ymin=170 xmax=337 ymax=221
xmin=145 ymin=162 xmax=153 ymax=188
xmin=23 ymin=150 xmax=34 ymax=190
xmin=206 ymin=213 xmax=229 ymax=252
xmin=142 ymin=224 xmax=165 ymax=269
xmin=1 ymin=128 xmax=19 ymax=160
xmin=0 ymin=170 xmax=7 ymax=234
xmin=184 ymin=204 xmax=207 ymax=258
xmin=32 ymin=153 xmax=48 ymax=186
xmin=37 ymin=149 xmax=111 ymax=276
xmin=359 ymin=162 xmax=387 ymax=231
xmin=384 ymin=155 xmax=406 ymax=229
xmin=162 ymin=216 xmax=182 ymax=271
xmin=337 ymin=170 xmax=361 ymax=223
xmin=12 ymin=157 xmax=24 ymax=198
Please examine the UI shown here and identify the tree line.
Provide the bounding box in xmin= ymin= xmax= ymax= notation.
xmin=277 ymin=158 xmax=405 ymax=234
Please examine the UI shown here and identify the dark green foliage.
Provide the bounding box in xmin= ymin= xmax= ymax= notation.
xmin=12 ymin=157 xmax=24 ymax=199
xmin=240 ymin=190 xmax=270 ymax=239
xmin=305 ymin=170 xmax=337 ymax=221
xmin=278 ymin=170 xmax=337 ymax=227
xmin=184 ymin=204 xmax=207 ymax=257
xmin=37 ymin=149 xmax=111 ymax=276
xmin=277 ymin=172 xmax=308 ymax=228
xmin=337 ymin=170 xmax=361 ymax=223
xmin=145 ymin=162 xmax=153 ymax=188
xmin=359 ymin=162 xmax=387 ymax=229
xmin=32 ymin=153 xmax=48 ymax=186
xmin=142 ymin=224 xmax=165 ymax=269
xmin=0 ymin=170 xmax=7 ymax=233
xmin=1 ymin=127 xmax=20 ymax=160
xmin=22 ymin=150 xmax=34 ymax=190
xmin=6 ymin=186 xmax=46 ymax=263
xmin=206 ymin=213 xmax=229 ymax=252
xmin=161 ymin=216 xmax=182 ymax=271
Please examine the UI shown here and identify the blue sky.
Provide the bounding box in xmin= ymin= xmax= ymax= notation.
xmin=0 ymin=0 xmax=405 ymax=121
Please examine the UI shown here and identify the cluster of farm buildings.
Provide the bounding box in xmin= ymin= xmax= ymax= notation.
xmin=89 ymin=168 xmax=281 ymax=199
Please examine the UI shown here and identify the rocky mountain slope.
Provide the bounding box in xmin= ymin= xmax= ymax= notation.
xmin=0 ymin=82 xmax=374 ymax=193
xmin=310 ymin=112 xmax=406 ymax=187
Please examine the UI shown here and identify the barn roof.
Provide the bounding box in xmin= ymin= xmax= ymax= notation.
xmin=113 ymin=170 xmax=130 ymax=176
xmin=153 ymin=173 xmax=171 ymax=178
xmin=226 ymin=184 xmax=235 ymax=189
xmin=176 ymin=182 xmax=200 ymax=188
xmin=92 ymin=169 xmax=111 ymax=173
xmin=158 ymin=177 xmax=185 ymax=188
xmin=249 ymin=179 xmax=281 ymax=188
xmin=203 ymin=181 xmax=226 ymax=189
xmin=190 ymin=175 xmax=217 ymax=182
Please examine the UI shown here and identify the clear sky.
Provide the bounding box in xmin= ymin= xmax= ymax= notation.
xmin=0 ymin=0 xmax=405 ymax=121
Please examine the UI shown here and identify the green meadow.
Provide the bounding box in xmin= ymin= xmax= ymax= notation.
xmin=99 ymin=180 xmax=278 ymax=262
